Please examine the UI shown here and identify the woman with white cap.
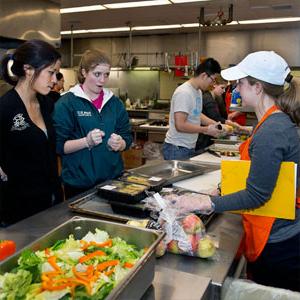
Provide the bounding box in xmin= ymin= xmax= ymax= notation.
xmin=175 ymin=51 xmax=300 ymax=291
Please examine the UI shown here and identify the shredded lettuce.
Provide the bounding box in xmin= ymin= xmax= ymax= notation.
xmin=0 ymin=229 xmax=144 ymax=299
xmin=82 ymin=229 xmax=109 ymax=243
xmin=0 ymin=269 xmax=32 ymax=299
xmin=17 ymin=249 xmax=42 ymax=283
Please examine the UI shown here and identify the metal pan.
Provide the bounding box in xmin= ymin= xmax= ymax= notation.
xmin=129 ymin=160 xmax=210 ymax=184
xmin=0 ymin=216 xmax=165 ymax=300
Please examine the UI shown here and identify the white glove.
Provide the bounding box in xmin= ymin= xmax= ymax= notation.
xmin=0 ymin=166 xmax=8 ymax=182
xmin=174 ymin=193 xmax=213 ymax=214
xmin=86 ymin=129 xmax=105 ymax=149
xmin=107 ymin=133 xmax=126 ymax=152
xmin=206 ymin=123 xmax=223 ymax=137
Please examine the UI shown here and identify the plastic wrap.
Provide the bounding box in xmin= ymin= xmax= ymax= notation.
xmin=222 ymin=278 xmax=300 ymax=300
xmin=143 ymin=191 xmax=217 ymax=258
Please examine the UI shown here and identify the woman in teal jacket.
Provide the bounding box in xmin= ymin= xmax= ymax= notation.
xmin=53 ymin=50 xmax=132 ymax=199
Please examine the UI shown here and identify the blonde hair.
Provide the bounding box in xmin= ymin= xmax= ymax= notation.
xmin=208 ymin=74 xmax=227 ymax=91
xmin=78 ymin=49 xmax=111 ymax=84
xmin=247 ymin=76 xmax=300 ymax=125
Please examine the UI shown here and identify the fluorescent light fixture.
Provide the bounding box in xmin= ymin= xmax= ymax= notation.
xmin=170 ymin=0 xmax=212 ymax=3
xmin=182 ymin=23 xmax=202 ymax=27
xmin=133 ymin=24 xmax=181 ymax=30
xmin=103 ymin=0 xmax=171 ymax=9
xmin=239 ymin=17 xmax=300 ymax=24
xmin=61 ymin=27 xmax=129 ymax=35
xmin=60 ymin=5 xmax=106 ymax=14
xmin=61 ymin=17 xmax=300 ymax=36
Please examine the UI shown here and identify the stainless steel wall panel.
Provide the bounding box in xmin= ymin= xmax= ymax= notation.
xmin=0 ymin=0 xmax=61 ymax=47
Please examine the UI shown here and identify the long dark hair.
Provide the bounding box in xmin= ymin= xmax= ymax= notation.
xmin=0 ymin=39 xmax=61 ymax=86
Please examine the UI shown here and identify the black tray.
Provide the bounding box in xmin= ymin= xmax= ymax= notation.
xmin=97 ymin=179 xmax=148 ymax=204
xmin=119 ymin=172 xmax=166 ymax=192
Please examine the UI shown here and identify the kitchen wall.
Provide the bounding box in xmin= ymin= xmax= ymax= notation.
xmin=60 ymin=26 xmax=300 ymax=68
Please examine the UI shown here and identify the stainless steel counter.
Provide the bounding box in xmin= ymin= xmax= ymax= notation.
xmin=0 ymin=190 xmax=243 ymax=300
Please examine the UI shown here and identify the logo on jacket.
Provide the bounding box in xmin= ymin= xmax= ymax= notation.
xmin=77 ymin=111 xmax=92 ymax=117
xmin=11 ymin=113 xmax=30 ymax=131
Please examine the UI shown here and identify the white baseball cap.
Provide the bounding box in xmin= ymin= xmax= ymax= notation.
xmin=221 ymin=51 xmax=290 ymax=85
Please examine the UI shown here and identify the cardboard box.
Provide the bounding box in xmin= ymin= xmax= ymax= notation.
xmin=122 ymin=148 xmax=146 ymax=170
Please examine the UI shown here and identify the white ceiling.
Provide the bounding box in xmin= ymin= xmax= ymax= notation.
xmin=60 ymin=0 xmax=300 ymax=38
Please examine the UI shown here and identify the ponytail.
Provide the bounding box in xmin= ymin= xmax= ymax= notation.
xmin=0 ymin=53 xmax=18 ymax=86
xmin=276 ymin=78 xmax=300 ymax=126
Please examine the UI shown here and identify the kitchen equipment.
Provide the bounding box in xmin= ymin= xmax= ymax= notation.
xmin=97 ymin=180 xmax=148 ymax=204
xmin=129 ymin=160 xmax=216 ymax=184
xmin=0 ymin=217 xmax=164 ymax=300
xmin=69 ymin=190 xmax=148 ymax=222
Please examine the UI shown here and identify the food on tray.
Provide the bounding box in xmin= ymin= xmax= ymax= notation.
xmin=119 ymin=183 xmax=147 ymax=194
xmin=0 ymin=229 xmax=145 ymax=299
xmin=124 ymin=175 xmax=150 ymax=186
xmin=99 ymin=180 xmax=147 ymax=196
xmin=219 ymin=151 xmax=239 ymax=157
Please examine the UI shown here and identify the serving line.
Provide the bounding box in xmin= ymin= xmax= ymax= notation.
xmin=0 ymin=173 xmax=243 ymax=300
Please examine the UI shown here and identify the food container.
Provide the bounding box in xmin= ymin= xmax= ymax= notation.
xmin=0 ymin=217 xmax=165 ymax=300
xmin=97 ymin=180 xmax=148 ymax=204
xmin=119 ymin=173 xmax=166 ymax=192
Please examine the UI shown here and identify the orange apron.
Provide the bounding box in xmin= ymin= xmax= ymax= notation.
xmin=239 ymin=105 xmax=300 ymax=262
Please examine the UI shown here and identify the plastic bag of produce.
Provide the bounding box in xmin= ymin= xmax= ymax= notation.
xmin=143 ymin=192 xmax=217 ymax=258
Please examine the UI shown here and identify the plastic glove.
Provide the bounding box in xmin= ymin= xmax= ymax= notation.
xmin=206 ymin=123 xmax=223 ymax=138
xmin=86 ymin=129 xmax=105 ymax=149
xmin=0 ymin=166 xmax=8 ymax=182
xmin=174 ymin=193 xmax=213 ymax=214
xmin=107 ymin=133 xmax=126 ymax=152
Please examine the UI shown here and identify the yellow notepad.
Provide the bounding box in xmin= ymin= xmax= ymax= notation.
xmin=221 ymin=160 xmax=296 ymax=220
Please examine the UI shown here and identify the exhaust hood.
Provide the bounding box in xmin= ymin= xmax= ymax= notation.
xmin=0 ymin=0 xmax=61 ymax=48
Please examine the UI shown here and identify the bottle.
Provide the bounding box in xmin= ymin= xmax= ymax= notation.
xmin=125 ymin=98 xmax=131 ymax=109
xmin=231 ymin=88 xmax=242 ymax=107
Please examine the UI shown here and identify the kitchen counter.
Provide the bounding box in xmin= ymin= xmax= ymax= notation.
xmin=0 ymin=177 xmax=243 ymax=300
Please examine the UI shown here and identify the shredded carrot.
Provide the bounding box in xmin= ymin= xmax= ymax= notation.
xmin=47 ymin=256 xmax=62 ymax=272
xmin=79 ymin=250 xmax=106 ymax=264
xmin=44 ymin=248 xmax=50 ymax=256
xmin=123 ymin=262 xmax=134 ymax=268
xmin=81 ymin=239 xmax=113 ymax=250
xmin=96 ymin=260 xmax=119 ymax=272
xmin=104 ymin=267 xmax=115 ymax=276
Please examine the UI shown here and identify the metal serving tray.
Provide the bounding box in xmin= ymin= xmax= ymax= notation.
xmin=129 ymin=160 xmax=213 ymax=184
xmin=69 ymin=191 xmax=150 ymax=221
xmin=0 ymin=217 xmax=164 ymax=300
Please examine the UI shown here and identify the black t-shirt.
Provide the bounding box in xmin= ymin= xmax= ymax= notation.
xmin=0 ymin=89 xmax=62 ymax=223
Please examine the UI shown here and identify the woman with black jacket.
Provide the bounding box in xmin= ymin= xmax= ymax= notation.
xmin=0 ymin=40 xmax=63 ymax=225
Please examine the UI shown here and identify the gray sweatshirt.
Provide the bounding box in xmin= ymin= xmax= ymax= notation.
xmin=212 ymin=113 xmax=300 ymax=243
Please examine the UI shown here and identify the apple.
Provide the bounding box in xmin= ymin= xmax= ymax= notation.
xmin=156 ymin=240 xmax=167 ymax=257
xmin=181 ymin=214 xmax=205 ymax=234
xmin=197 ymin=237 xmax=216 ymax=258
xmin=187 ymin=234 xmax=200 ymax=253
xmin=167 ymin=240 xmax=180 ymax=254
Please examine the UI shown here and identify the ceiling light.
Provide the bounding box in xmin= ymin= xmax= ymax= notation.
xmin=133 ymin=24 xmax=181 ymax=30
xmin=170 ymin=0 xmax=212 ymax=3
xmin=182 ymin=23 xmax=202 ymax=27
xmin=61 ymin=27 xmax=129 ymax=35
xmin=103 ymin=0 xmax=171 ymax=9
xmin=239 ymin=17 xmax=300 ymax=24
xmin=60 ymin=5 xmax=106 ymax=14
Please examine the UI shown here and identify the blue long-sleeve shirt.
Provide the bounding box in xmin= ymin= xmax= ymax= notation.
xmin=212 ymin=113 xmax=300 ymax=243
